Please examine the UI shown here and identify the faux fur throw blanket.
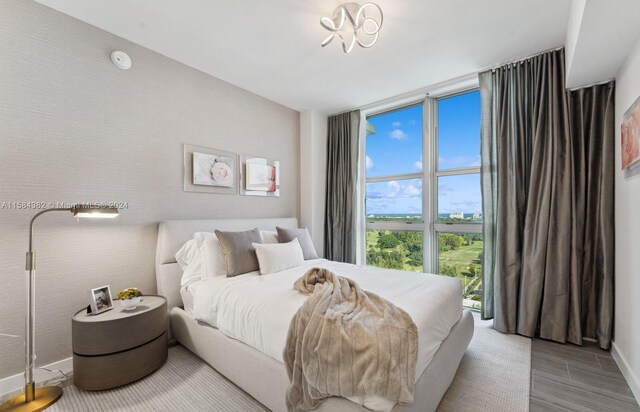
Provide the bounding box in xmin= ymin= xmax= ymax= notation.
xmin=283 ymin=267 xmax=418 ymax=411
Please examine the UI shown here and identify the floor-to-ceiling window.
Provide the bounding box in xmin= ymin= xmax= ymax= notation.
xmin=363 ymin=89 xmax=482 ymax=309
xmin=364 ymin=104 xmax=425 ymax=272
xmin=433 ymin=91 xmax=482 ymax=309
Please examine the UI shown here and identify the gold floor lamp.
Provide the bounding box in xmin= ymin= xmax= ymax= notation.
xmin=0 ymin=205 xmax=118 ymax=412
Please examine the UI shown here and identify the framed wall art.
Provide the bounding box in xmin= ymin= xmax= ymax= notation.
xmin=240 ymin=156 xmax=280 ymax=197
xmin=184 ymin=144 xmax=237 ymax=195
xmin=622 ymin=95 xmax=640 ymax=170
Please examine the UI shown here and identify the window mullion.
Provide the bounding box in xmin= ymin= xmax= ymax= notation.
xmin=424 ymin=97 xmax=436 ymax=273
xmin=366 ymin=172 xmax=423 ymax=184
xmin=435 ymin=167 xmax=481 ymax=177
xmin=433 ymin=223 xmax=482 ymax=233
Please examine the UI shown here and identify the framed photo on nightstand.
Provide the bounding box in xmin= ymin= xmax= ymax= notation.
xmin=89 ymin=285 xmax=113 ymax=315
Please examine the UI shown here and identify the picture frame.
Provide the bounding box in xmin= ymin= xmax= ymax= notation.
xmin=89 ymin=285 xmax=113 ymax=315
xmin=622 ymin=95 xmax=640 ymax=170
xmin=239 ymin=156 xmax=280 ymax=197
xmin=192 ymin=151 xmax=234 ymax=187
xmin=183 ymin=144 xmax=237 ymax=195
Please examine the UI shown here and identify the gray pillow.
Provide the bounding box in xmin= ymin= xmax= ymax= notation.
xmin=276 ymin=227 xmax=318 ymax=260
xmin=214 ymin=228 xmax=262 ymax=277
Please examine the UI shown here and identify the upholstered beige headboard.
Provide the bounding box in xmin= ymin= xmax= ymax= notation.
xmin=155 ymin=217 xmax=298 ymax=310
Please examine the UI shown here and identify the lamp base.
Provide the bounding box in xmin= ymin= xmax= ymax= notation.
xmin=0 ymin=386 xmax=62 ymax=412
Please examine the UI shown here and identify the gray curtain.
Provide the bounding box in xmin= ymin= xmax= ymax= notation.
xmin=479 ymin=48 xmax=615 ymax=348
xmin=324 ymin=110 xmax=361 ymax=263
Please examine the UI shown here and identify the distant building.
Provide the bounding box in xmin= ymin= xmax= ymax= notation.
xmin=449 ymin=212 xmax=464 ymax=219
xmin=472 ymin=213 xmax=482 ymax=219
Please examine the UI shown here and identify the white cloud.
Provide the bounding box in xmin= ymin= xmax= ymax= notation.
xmin=365 ymin=155 xmax=374 ymax=170
xmin=387 ymin=180 xmax=400 ymax=193
xmin=439 ymin=155 xmax=482 ymax=167
xmin=367 ymin=180 xmax=422 ymax=201
xmin=390 ymin=129 xmax=408 ymax=140
xmin=391 ymin=121 xmax=402 ymax=127
xmin=403 ymin=184 xmax=420 ymax=196
xmin=414 ymin=156 xmax=423 ymax=171
xmin=444 ymin=200 xmax=482 ymax=214
xmin=366 ymin=180 xmax=423 ymax=214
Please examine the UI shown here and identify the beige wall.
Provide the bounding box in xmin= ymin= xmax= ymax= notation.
xmin=299 ymin=110 xmax=328 ymax=257
xmin=0 ymin=0 xmax=299 ymax=380
xmin=614 ymin=36 xmax=640 ymax=399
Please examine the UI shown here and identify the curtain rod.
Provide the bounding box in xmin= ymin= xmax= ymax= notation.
xmin=329 ymin=45 xmax=565 ymax=117
xmin=566 ymin=78 xmax=615 ymax=91
xmin=488 ymin=45 xmax=565 ymax=72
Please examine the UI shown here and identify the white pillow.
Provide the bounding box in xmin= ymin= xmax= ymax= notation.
xmin=252 ymin=238 xmax=304 ymax=275
xmin=194 ymin=232 xmax=227 ymax=279
xmin=175 ymin=239 xmax=203 ymax=287
xmin=260 ymin=230 xmax=279 ymax=244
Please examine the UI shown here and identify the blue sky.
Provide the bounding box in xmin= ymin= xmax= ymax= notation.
xmin=365 ymin=91 xmax=482 ymax=216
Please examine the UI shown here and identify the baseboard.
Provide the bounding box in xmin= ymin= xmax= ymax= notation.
xmin=0 ymin=357 xmax=73 ymax=398
xmin=612 ymin=342 xmax=640 ymax=403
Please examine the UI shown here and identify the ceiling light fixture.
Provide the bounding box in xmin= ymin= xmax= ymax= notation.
xmin=320 ymin=2 xmax=383 ymax=54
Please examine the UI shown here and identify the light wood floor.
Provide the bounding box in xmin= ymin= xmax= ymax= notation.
xmin=530 ymin=338 xmax=640 ymax=411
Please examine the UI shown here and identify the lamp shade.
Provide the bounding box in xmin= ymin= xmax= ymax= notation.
xmin=72 ymin=206 xmax=119 ymax=218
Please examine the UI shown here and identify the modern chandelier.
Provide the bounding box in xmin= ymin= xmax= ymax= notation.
xmin=320 ymin=2 xmax=383 ymax=54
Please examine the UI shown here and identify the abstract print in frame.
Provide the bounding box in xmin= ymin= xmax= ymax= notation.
xmin=240 ymin=156 xmax=280 ymax=197
xmin=184 ymin=144 xmax=237 ymax=195
xmin=193 ymin=152 xmax=234 ymax=187
xmin=622 ymin=95 xmax=640 ymax=170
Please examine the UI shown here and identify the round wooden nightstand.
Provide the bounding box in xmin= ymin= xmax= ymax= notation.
xmin=72 ymin=295 xmax=168 ymax=391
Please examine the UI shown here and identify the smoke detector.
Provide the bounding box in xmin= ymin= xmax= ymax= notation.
xmin=110 ymin=51 xmax=132 ymax=70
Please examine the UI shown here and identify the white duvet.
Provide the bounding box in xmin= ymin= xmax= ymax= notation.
xmin=190 ymin=259 xmax=463 ymax=409
xmin=190 ymin=259 xmax=464 ymax=378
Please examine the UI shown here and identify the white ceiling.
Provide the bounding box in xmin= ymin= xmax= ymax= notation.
xmin=34 ymin=0 xmax=575 ymax=113
xmin=565 ymin=0 xmax=640 ymax=89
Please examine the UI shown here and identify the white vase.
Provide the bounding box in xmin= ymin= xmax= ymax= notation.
xmin=120 ymin=296 xmax=141 ymax=310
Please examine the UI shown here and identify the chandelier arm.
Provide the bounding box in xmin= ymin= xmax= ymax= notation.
xmin=320 ymin=17 xmax=338 ymax=32
xmin=356 ymin=31 xmax=379 ymax=48
xmin=321 ymin=33 xmax=337 ymax=47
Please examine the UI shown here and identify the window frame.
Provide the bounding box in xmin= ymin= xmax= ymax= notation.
xmin=363 ymin=101 xmax=429 ymax=271
xmin=360 ymin=85 xmax=481 ymax=275
xmin=431 ymin=89 xmax=482 ymax=273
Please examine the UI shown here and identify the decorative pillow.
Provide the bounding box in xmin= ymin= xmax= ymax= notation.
xmin=252 ymin=238 xmax=305 ymax=275
xmin=193 ymin=232 xmax=227 ymax=279
xmin=260 ymin=230 xmax=279 ymax=244
xmin=276 ymin=227 xmax=318 ymax=260
xmin=214 ymin=228 xmax=262 ymax=277
xmin=175 ymin=239 xmax=203 ymax=287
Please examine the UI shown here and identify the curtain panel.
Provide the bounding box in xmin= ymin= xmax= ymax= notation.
xmin=324 ymin=110 xmax=361 ymax=263
xmin=479 ymin=48 xmax=615 ymax=348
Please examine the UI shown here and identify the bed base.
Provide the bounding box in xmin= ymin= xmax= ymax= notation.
xmin=170 ymin=308 xmax=474 ymax=412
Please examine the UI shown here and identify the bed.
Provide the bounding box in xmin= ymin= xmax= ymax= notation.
xmin=156 ymin=218 xmax=474 ymax=412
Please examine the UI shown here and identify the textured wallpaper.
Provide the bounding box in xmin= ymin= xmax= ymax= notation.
xmin=0 ymin=0 xmax=299 ymax=380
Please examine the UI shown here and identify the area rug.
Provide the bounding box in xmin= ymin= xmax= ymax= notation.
xmin=437 ymin=315 xmax=531 ymax=412
xmin=2 ymin=314 xmax=531 ymax=411
xmin=47 ymin=346 xmax=266 ymax=412
xmin=1 ymin=346 xmax=267 ymax=412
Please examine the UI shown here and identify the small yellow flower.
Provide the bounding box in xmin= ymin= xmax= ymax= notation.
xmin=116 ymin=288 xmax=143 ymax=300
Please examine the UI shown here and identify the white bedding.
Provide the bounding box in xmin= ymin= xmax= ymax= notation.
xmin=180 ymin=284 xmax=197 ymax=316
xmin=191 ymin=259 xmax=463 ymax=383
